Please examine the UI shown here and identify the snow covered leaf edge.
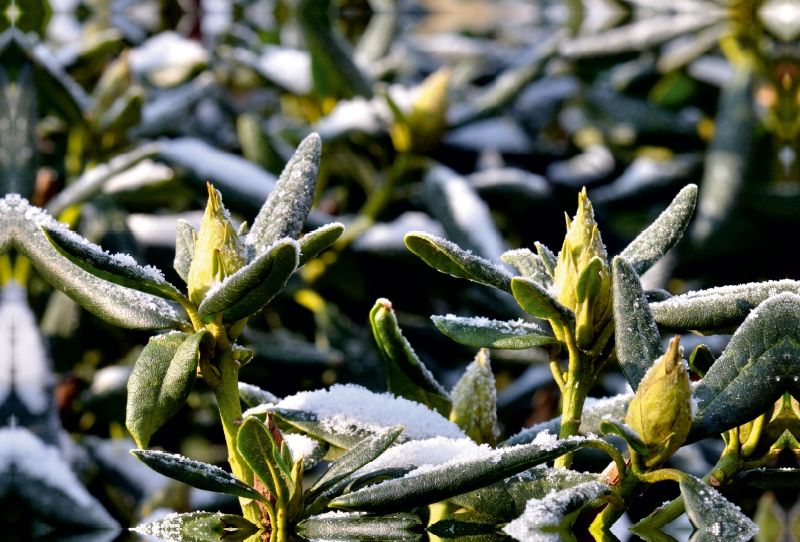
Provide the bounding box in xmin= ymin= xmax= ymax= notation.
xmin=431 ymin=314 xmax=559 ymax=350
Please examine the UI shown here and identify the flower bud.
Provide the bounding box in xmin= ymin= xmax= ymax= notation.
xmin=389 ymin=68 xmax=450 ymax=153
xmin=626 ymin=336 xmax=692 ymax=468
xmin=449 ymin=348 xmax=499 ymax=447
xmin=187 ymin=183 xmax=247 ymax=306
xmin=553 ymin=188 xmax=612 ymax=348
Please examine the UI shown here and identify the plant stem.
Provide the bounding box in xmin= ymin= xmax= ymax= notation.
xmin=555 ymin=343 xmax=591 ymax=468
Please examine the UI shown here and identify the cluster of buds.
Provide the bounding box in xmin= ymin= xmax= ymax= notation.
xmin=553 ymin=188 xmax=613 ymax=349
xmin=626 ymin=336 xmax=693 ymax=468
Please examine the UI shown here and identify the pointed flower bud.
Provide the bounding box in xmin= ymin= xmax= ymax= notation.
xmin=449 ymin=348 xmax=499 ymax=447
xmin=626 ymin=336 xmax=692 ymax=468
xmin=187 ymin=183 xmax=247 ymax=306
xmin=553 ymin=188 xmax=612 ymax=348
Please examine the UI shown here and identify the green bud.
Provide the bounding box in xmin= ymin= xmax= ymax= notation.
xmin=449 ymin=348 xmax=499 ymax=447
xmin=187 ymin=183 xmax=247 ymax=306
xmin=626 ymin=336 xmax=692 ymax=468
xmin=553 ymin=188 xmax=612 ymax=348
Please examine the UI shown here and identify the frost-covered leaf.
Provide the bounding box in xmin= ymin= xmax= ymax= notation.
xmin=126 ymin=331 xmax=209 ymax=449
xmin=370 ymin=299 xmax=451 ymax=416
xmin=238 ymin=381 xmax=280 ymax=408
xmin=451 ymin=467 xmax=603 ymax=521
xmin=308 ymin=426 xmax=405 ymax=502
xmin=130 ymin=450 xmax=264 ymax=502
xmin=428 ymin=511 xmax=500 ymax=540
xmin=173 ymin=219 xmax=196 ymax=284
xmin=432 ymin=315 xmax=558 ymax=350
xmin=502 ymin=394 xmax=630 ymax=446
xmin=284 ymin=433 xmax=326 ymax=470
xmin=613 ymin=257 xmax=664 ymax=391
xmin=535 ymin=243 xmax=557 ymax=277
xmin=237 ymin=417 xmax=293 ymax=501
xmin=42 ymin=225 xmax=184 ymax=302
xmin=689 ymin=292 xmax=800 ymax=442
xmin=502 ymin=249 xmax=554 ymax=287
xmin=299 ymin=222 xmax=345 ymax=267
xmin=0 ymin=195 xmax=181 ymax=330
xmin=450 ymin=349 xmax=499 ymax=446
xmin=196 ymin=239 xmax=298 ymax=323
xmin=619 ymin=184 xmax=697 ymax=276
xmin=651 ymin=279 xmax=800 ymax=331
xmin=132 ymin=511 xmax=259 ymax=542
xmin=296 ymin=512 xmax=420 ymax=541
xmin=405 ymin=232 xmax=513 ymax=293
xmin=260 ymin=384 xmax=465 ymax=449
xmin=502 ymin=481 xmax=610 ymax=542
xmin=680 ymin=474 xmax=758 ymax=542
xmin=599 ymin=418 xmax=649 ymax=455
xmin=511 ymin=277 xmax=574 ymax=327
xmin=329 ymin=434 xmax=602 ymax=513
xmin=248 ymin=133 xmax=321 ymax=257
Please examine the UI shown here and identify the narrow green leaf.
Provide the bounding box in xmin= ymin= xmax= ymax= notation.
xmin=511 ymin=277 xmax=574 ymax=327
xmin=576 ymin=257 xmax=603 ymax=305
xmin=431 ymin=314 xmax=558 ymax=350
xmin=651 ymin=279 xmax=800 ymax=331
xmin=688 ymin=344 xmax=715 ymax=377
xmin=599 ymin=418 xmax=648 ymax=455
xmin=501 ymin=248 xmax=554 ymax=288
xmin=249 ymin=133 xmax=322 ymax=256
xmin=450 ymin=349 xmax=499 ymax=446
xmin=502 ymin=482 xmax=610 ymax=542
xmin=130 ymin=450 xmax=264 ymax=502
xmin=731 ymin=468 xmax=800 ymax=490
xmin=329 ymin=436 xmax=602 ymax=513
xmin=237 ymin=417 xmax=294 ymax=501
xmin=174 ymin=219 xmax=196 ymax=284
xmin=619 ymin=184 xmax=697 ymax=276
xmin=126 ymin=331 xmax=209 ymax=448
xmin=535 ymin=242 xmax=557 ymax=277
xmin=679 ymin=474 xmax=758 ymax=541
xmin=299 ymin=222 xmax=345 ymax=267
xmin=1 ymin=196 xmax=182 ymax=331
xmin=133 ymin=511 xmax=259 ymax=542
xmin=405 ymin=232 xmax=513 ymax=293
xmin=612 ymin=257 xmax=664 ymax=391
xmin=239 ymin=381 xmax=279 ymax=408
xmin=296 ymin=512 xmax=420 ymax=542
xmin=197 ymin=239 xmax=298 ymax=323
xmin=428 ymin=511 xmax=500 ymax=540
xmin=370 ymin=299 xmax=451 ymax=416
xmin=308 ymin=426 xmax=405 ymax=502
xmin=42 ymin=225 xmax=185 ymax=302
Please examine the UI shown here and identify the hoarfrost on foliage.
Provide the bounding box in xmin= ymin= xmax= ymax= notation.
xmin=502 ymin=482 xmax=610 ymax=542
xmin=271 ymin=384 xmax=466 ymax=441
xmin=0 ymin=283 xmax=54 ymax=414
xmin=439 ymin=314 xmax=547 ymax=336
xmin=353 ymin=437 xmax=489 ymax=477
xmin=313 ymin=510 xmax=367 ymax=519
xmin=284 ymin=433 xmax=320 ymax=462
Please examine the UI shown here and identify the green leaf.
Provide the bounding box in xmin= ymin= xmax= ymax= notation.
xmin=174 ymin=219 xmax=197 ymax=284
xmin=511 ymin=277 xmax=574 ymax=327
xmin=612 ymin=257 xmax=664 ymax=391
xmin=329 ymin=436 xmax=603 ymax=513
xmin=599 ymin=418 xmax=648 ymax=455
xmin=450 ymin=349 xmax=499 ymax=446
xmin=679 ymin=474 xmax=758 ymax=541
xmin=299 ymin=222 xmax=345 ymax=267
xmin=405 ymin=232 xmax=513 ymax=293
xmin=126 ymin=331 xmax=209 ymax=448
xmin=238 ymin=381 xmax=279 ymax=409
xmin=428 ymin=511 xmax=501 ymax=540
xmin=237 ymin=417 xmax=294 ymax=502
xmin=249 ymin=133 xmax=322 ymax=256
xmin=502 ymin=394 xmax=630 ymax=446
xmin=502 ymin=249 xmax=554 ymax=287
xmin=3 ymin=196 xmax=182 ymax=330
xmin=689 ymin=344 xmax=715 ymax=377
xmin=130 ymin=450 xmax=264 ymax=502
xmin=42 ymin=225 xmax=185 ymax=302
xmin=307 ymin=426 xmax=405 ymax=503
xmin=370 ymin=299 xmax=451 ymax=416
xmin=689 ymin=292 xmax=800 ymax=442
xmin=651 ymin=279 xmax=800 ymax=332
xmin=451 ymin=468 xmax=603 ymax=521
xmin=431 ymin=314 xmax=559 ymax=350
xmin=619 ymin=184 xmax=697 ymax=276
xmin=133 ymin=511 xmax=259 ymax=542
xmin=196 ymin=239 xmax=298 ymax=323
xmin=502 ymin=482 xmax=611 ymax=542
xmin=731 ymin=468 xmax=800 ymax=490
xmin=535 ymin=242 xmax=557 ymax=277
xmin=296 ymin=513 xmax=420 ymax=542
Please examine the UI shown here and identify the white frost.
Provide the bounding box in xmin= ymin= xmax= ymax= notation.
xmin=284 ymin=433 xmax=320 ymax=462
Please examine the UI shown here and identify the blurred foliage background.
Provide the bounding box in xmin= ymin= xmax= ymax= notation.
xmin=4 ymin=0 xmax=800 ymax=539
